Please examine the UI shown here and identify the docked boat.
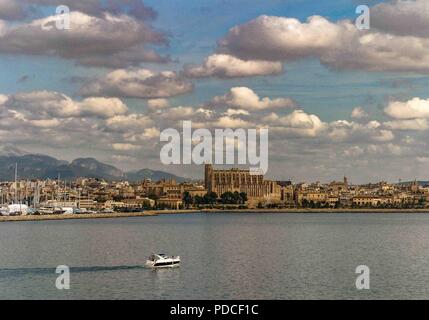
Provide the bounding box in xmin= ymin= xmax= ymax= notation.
xmin=38 ymin=207 xmax=54 ymax=215
xmin=0 ymin=206 xmax=8 ymax=216
xmin=62 ymin=207 xmax=81 ymax=214
xmin=145 ymin=253 xmax=180 ymax=268
xmin=7 ymin=204 xmax=29 ymax=216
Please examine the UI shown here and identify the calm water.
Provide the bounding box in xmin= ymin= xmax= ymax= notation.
xmin=0 ymin=212 xmax=429 ymax=300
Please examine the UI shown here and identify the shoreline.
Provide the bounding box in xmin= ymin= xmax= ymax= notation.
xmin=201 ymin=208 xmax=429 ymax=214
xmin=0 ymin=210 xmax=196 ymax=223
xmin=1 ymin=208 xmax=429 ymax=222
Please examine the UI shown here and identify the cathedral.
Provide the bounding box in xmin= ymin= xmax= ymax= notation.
xmin=204 ymin=164 xmax=281 ymax=206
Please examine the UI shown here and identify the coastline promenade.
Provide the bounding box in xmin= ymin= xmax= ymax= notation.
xmin=2 ymin=208 xmax=429 ymax=222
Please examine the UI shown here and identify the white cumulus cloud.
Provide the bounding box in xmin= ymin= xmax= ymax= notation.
xmin=0 ymin=11 xmax=167 ymax=67
xmin=212 ymin=13 xmax=429 ymax=73
xmin=80 ymin=69 xmax=193 ymax=99
xmin=371 ymin=0 xmax=429 ymax=37
xmin=184 ymin=54 xmax=283 ymax=78
xmin=384 ymin=98 xmax=429 ymax=119
xmin=1 ymin=91 xmax=128 ymax=119
xmin=212 ymin=87 xmax=296 ymax=110
xmin=351 ymin=107 xmax=368 ymax=119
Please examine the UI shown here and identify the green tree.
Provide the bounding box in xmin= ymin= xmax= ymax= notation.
xmin=142 ymin=200 xmax=153 ymax=210
xmin=232 ymin=191 xmax=241 ymax=204
xmin=419 ymin=196 xmax=425 ymax=207
xmin=183 ymin=191 xmax=193 ymax=208
xmin=203 ymin=192 xmax=218 ymax=206
xmin=239 ymin=192 xmax=248 ymax=204
xmin=194 ymin=195 xmax=204 ymax=206
xmin=220 ymin=192 xmax=234 ymax=204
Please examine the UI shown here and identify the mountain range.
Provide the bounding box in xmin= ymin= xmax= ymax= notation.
xmin=0 ymin=146 xmax=186 ymax=182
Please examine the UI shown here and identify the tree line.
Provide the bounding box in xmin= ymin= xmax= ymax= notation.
xmin=183 ymin=191 xmax=248 ymax=208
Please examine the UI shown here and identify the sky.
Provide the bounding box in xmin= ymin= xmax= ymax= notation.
xmin=1 ymin=0 xmax=429 ymax=183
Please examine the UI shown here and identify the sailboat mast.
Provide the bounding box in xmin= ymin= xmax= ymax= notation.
xmin=14 ymin=163 xmax=17 ymax=204
xmin=57 ymin=173 xmax=60 ymax=202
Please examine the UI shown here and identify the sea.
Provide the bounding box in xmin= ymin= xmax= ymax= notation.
xmin=0 ymin=212 xmax=428 ymax=299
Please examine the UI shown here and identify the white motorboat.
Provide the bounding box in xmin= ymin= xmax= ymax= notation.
xmin=38 ymin=207 xmax=54 ymax=215
xmin=0 ymin=206 xmax=8 ymax=216
xmin=7 ymin=204 xmax=29 ymax=216
xmin=62 ymin=207 xmax=80 ymax=214
xmin=145 ymin=253 xmax=180 ymax=268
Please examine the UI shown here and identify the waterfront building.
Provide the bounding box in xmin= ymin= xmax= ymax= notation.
xmin=328 ymin=177 xmax=349 ymax=194
xmin=204 ymin=164 xmax=281 ymax=207
xmin=184 ymin=185 xmax=207 ymax=198
xmin=141 ymin=179 xmax=182 ymax=199
xmin=157 ymin=197 xmax=183 ymax=210
xmin=139 ymin=179 xmax=206 ymax=209
xmin=77 ymin=199 xmax=97 ymax=209
xmin=352 ymin=195 xmax=382 ymax=207
xmin=124 ymin=197 xmax=155 ymax=207
xmin=278 ymin=183 xmax=294 ymax=205
xmin=2 ymin=169 xmax=429 ymax=213
xmin=327 ymin=196 xmax=340 ymax=207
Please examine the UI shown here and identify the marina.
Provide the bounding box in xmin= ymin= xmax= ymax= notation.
xmin=0 ymin=164 xmax=98 ymax=217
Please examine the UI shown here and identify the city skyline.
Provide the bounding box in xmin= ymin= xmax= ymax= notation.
xmin=1 ymin=162 xmax=427 ymax=214
xmin=1 ymin=0 xmax=429 ymax=184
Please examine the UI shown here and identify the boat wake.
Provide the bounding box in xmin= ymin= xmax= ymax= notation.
xmin=0 ymin=265 xmax=146 ymax=278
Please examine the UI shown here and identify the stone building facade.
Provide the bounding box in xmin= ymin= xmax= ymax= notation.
xmin=204 ymin=164 xmax=281 ymax=206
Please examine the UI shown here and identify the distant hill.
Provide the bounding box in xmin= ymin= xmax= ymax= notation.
xmin=70 ymin=158 xmax=126 ymax=180
xmin=126 ymin=168 xmax=186 ymax=183
xmin=0 ymin=154 xmax=67 ymax=180
xmin=0 ymin=149 xmax=186 ymax=182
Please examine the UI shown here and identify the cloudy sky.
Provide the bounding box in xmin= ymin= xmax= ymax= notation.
xmin=1 ymin=0 xmax=429 ymax=183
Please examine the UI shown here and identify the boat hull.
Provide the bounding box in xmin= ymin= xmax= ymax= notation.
xmin=145 ymin=259 xmax=180 ymax=268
